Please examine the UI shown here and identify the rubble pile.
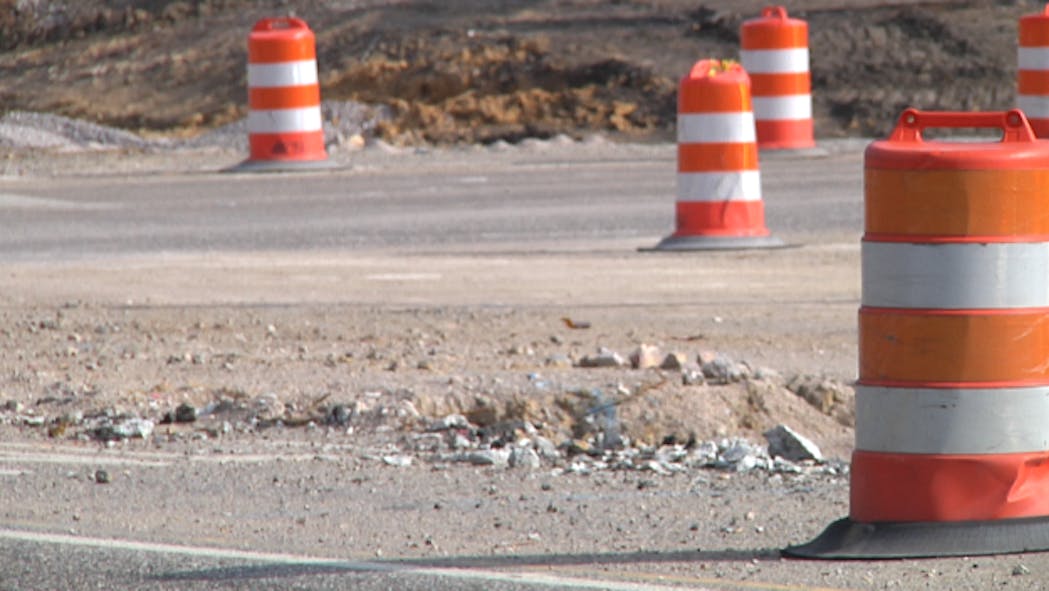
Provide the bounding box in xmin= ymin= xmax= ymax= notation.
xmin=0 ymin=342 xmax=854 ymax=480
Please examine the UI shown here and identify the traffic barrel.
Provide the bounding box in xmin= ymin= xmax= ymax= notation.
xmin=740 ymin=6 xmax=815 ymax=150
xmin=648 ymin=59 xmax=783 ymax=251
xmin=226 ymin=17 xmax=335 ymax=172
xmin=785 ymin=109 xmax=1049 ymax=559
xmin=1019 ymin=3 xmax=1049 ymax=137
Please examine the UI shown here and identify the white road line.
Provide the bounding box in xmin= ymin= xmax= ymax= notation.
xmin=0 ymin=528 xmax=714 ymax=590
xmin=0 ymin=444 xmax=341 ymax=467
xmin=0 ymin=193 xmax=110 ymax=209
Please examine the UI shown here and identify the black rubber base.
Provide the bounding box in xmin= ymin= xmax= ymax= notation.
xmin=222 ymin=158 xmax=341 ymax=173
xmin=783 ymin=516 xmax=1049 ymax=560
xmin=641 ymin=234 xmax=787 ymax=252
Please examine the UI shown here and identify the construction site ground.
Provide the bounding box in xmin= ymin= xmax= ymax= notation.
xmin=1 ymin=1 xmax=1048 ymax=589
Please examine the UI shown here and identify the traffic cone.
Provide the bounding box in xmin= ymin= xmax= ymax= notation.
xmin=1018 ymin=3 xmax=1049 ymax=137
xmin=740 ymin=6 xmax=815 ymax=150
xmin=785 ymin=109 xmax=1049 ymax=559
xmin=226 ymin=17 xmax=336 ymax=172
xmin=648 ymin=59 xmax=783 ymax=251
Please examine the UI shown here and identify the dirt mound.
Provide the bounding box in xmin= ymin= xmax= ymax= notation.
xmin=0 ymin=1 xmax=1027 ymax=144
xmin=324 ymin=35 xmax=675 ymax=144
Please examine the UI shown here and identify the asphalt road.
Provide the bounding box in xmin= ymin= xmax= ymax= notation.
xmin=0 ymin=141 xmax=864 ymax=262
xmin=2 ymin=140 xmax=1046 ymax=590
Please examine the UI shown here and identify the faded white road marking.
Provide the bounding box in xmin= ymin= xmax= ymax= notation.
xmin=0 ymin=528 xmax=714 ymax=590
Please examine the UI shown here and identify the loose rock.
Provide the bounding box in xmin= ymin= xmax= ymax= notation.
xmin=577 ymin=348 xmax=626 ymax=368
xmin=764 ymin=424 xmax=823 ymax=463
xmin=630 ymin=344 xmax=661 ymax=370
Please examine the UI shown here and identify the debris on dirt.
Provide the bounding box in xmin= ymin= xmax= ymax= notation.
xmin=764 ymin=424 xmax=824 ymax=463
xmin=93 ymin=469 xmax=110 ymax=484
xmin=629 ymin=344 xmax=662 ymax=370
xmin=577 ymin=348 xmax=627 ymax=368
xmin=785 ymin=374 xmax=856 ymax=427
xmin=560 ymin=317 xmax=590 ymax=330
xmin=173 ymin=403 xmax=197 ymax=424
xmin=659 ymin=352 xmax=689 ymax=371
xmin=700 ymin=352 xmax=751 ymax=385
xmin=90 ymin=416 xmax=155 ymax=442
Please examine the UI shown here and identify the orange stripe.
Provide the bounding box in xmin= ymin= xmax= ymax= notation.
xmin=850 ymin=450 xmax=1049 ymax=522
xmin=678 ymin=143 xmax=757 ymax=173
xmin=679 ymin=78 xmax=752 ymax=113
xmin=859 ymin=308 xmax=1049 ymax=387
xmin=249 ymin=34 xmax=316 ymax=63
xmin=249 ymin=131 xmax=326 ymax=161
xmin=1020 ymin=19 xmax=1049 ymax=47
xmin=865 ymin=169 xmax=1049 ymax=239
xmin=1019 ymin=70 xmax=1049 ymax=93
xmin=249 ymin=86 xmax=320 ymax=110
xmin=740 ymin=25 xmax=807 ymax=50
xmin=674 ymin=201 xmax=768 ymax=237
xmin=748 ymin=72 xmax=810 ymax=96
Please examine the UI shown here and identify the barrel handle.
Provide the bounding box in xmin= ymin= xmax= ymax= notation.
xmin=887 ymin=108 xmax=1037 ymax=143
xmin=252 ymin=17 xmax=308 ymax=32
xmin=761 ymin=6 xmax=789 ymax=19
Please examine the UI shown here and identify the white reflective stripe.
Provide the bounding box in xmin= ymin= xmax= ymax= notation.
xmin=1018 ymin=94 xmax=1049 ymax=118
xmin=677 ymin=113 xmax=756 ymax=143
xmin=862 ymin=242 xmax=1049 ymax=309
xmin=856 ymin=385 xmax=1049 ymax=454
xmin=1019 ymin=47 xmax=1049 ymax=70
xmin=247 ymin=107 xmax=323 ymax=133
xmin=248 ymin=60 xmax=318 ymax=88
xmin=740 ymin=48 xmax=809 ymax=74
xmin=752 ymin=96 xmax=812 ymax=120
xmin=677 ymin=171 xmax=761 ymax=202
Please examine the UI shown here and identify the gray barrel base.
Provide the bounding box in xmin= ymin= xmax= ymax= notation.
xmin=222 ymin=158 xmax=341 ymax=173
xmin=783 ymin=516 xmax=1049 ymax=560
xmin=643 ymin=234 xmax=787 ymax=252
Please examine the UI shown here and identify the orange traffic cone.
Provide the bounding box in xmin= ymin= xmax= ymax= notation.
xmin=785 ymin=109 xmax=1049 ymax=559
xmin=226 ymin=17 xmax=335 ymax=172
xmin=1019 ymin=4 xmax=1049 ymax=137
xmin=649 ymin=59 xmax=783 ymax=251
xmin=740 ymin=6 xmax=815 ymax=150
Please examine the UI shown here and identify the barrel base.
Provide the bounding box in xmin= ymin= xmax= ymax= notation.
xmin=643 ymin=234 xmax=787 ymax=252
xmin=222 ymin=158 xmax=341 ymax=174
xmin=783 ymin=516 xmax=1049 ymax=560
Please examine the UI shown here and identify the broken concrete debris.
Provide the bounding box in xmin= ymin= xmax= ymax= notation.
xmin=0 ymin=344 xmax=850 ymax=482
xmin=700 ymin=351 xmax=751 ymax=385
xmin=764 ymin=424 xmax=823 ymax=463
xmin=629 ymin=344 xmax=661 ymax=370
xmin=577 ymin=347 xmax=626 ymax=368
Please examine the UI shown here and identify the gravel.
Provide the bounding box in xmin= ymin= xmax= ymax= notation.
xmin=0 ymin=100 xmax=387 ymax=154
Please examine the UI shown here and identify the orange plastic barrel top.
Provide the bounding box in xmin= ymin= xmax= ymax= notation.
xmin=865 ymin=109 xmax=1049 ymax=242
xmin=740 ymin=5 xmax=807 ymax=49
xmin=248 ymin=17 xmax=316 ymax=63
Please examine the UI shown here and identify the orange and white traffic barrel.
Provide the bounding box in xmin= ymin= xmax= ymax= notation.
xmin=226 ymin=17 xmax=334 ymax=172
xmin=1019 ymin=4 xmax=1049 ymax=137
xmin=739 ymin=6 xmax=815 ymax=150
xmin=649 ymin=59 xmax=782 ymax=251
xmin=786 ymin=109 xmax=1049 ymax=559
